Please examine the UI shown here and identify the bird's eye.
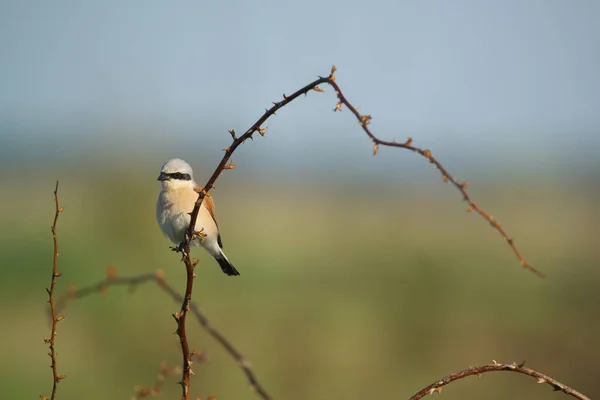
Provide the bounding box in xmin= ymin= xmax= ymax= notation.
xmin=169 ymin=172 xmax=191 ymax=181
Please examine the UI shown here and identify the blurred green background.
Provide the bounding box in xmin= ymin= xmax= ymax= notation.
xmin=2 ymin=1 xmax=599 ymax=399
xmin=2 ymin=158 xmax=598 ymax=400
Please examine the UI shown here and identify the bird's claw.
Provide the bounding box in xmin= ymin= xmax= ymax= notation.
xmin=170 ymin=242 xmax=185 ymax=253
xmin=191 ymin=228 xmax=207 ymax=244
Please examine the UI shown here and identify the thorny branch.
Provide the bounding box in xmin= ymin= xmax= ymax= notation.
xmin=326 ymin=67 xmax=543 ymax=277
xmin=410 ymin=361 xmax=590 ymax=400
xmin=170 ymin=64 xmax=543 ymax=397
xmin=56 ymin=268 xmax=273 ymax=400
xmin=41 ymin=181 xmax=65 ymax=400
xmin=187 ymin=65 xmax=543 ymax=281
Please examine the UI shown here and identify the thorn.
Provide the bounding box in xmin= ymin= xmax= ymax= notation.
xmin=489 ymin=216 xmax=500 ymax=228
xmin=492 ymin=359 xmax=499 ymax=365
xmin=56 ymin=315 xmax=65 ymax=322
xmin=329 ymin=65 xmax=337 ymax=81
xmin=428 ymin=386 xmax=442 ymax=395
xmin=404 ymin=137 xmax=413 ymax=146
xmin=283 ymin=93 xmax=287 ymax=100
xmin=313 ymin=86 xmax=325 ymax=93
xmin=223 ymin=147 xmax=231 ymax=152
xmin=333 ymin=101 xmax=342 ymax=112
xmin=373 ymin=143 xmax=379 ymax=156
xmin=258 ymin=126 xmax=268 ymax=136
xmin=537 ymin=378 xmax=546 ymax=384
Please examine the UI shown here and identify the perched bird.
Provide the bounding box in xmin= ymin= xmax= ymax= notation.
xmin=156 ymin=158 xmax=240 ymax=276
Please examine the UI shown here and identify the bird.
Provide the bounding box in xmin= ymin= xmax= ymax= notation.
xmin=156 ymin=158 xmax=240 ymax=276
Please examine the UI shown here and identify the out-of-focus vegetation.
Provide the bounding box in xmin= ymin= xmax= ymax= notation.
xmin=0 ymin=159 xmax=597 ymax=400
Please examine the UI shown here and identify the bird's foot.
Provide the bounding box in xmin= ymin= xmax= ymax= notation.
xmin=191 ymin=228 xmax=207 ymax=244
xmin=170 ymin=242 xmax=185 ymax=253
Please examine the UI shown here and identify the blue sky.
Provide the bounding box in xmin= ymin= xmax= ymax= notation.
xmin=1 ymin=0 xmax=599 ymax=175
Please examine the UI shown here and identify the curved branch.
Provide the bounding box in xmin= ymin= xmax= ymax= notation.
xmin=410 ymin=361 xmax=590 ymax=400
xmin=187 ymin=66 xmax=542 ymax=279
xmin=174 ymin=65 xmax=543 ymax=397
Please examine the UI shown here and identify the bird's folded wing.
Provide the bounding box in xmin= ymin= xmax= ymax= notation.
xmin=194 ymin=186 xmax=218 ymax=227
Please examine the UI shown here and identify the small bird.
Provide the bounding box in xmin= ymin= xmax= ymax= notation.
xmin=156 ymin=158 xmax=240 ymax=276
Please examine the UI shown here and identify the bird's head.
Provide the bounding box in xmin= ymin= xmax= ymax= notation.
xmin=157 ymin=158 xmax=195 ymax=191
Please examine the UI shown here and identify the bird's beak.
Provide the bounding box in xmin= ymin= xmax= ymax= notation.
xmin=157 ymin=172 xmax=170 ymax=181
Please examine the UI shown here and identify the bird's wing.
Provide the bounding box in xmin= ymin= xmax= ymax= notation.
xmin=194 ymin=186 xmax=224 ymax=248
xmin=194 ymin=185 xmax=220 ymax=226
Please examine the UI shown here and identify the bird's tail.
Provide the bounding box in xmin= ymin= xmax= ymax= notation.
xmin=215 ymin=252 xmax=240 ymax=276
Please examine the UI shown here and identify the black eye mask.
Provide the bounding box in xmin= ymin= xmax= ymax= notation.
xmin=169 ymin=172 xmax=192 ymax=181
xmin=158 ymin=171 xmax=192 ymax=181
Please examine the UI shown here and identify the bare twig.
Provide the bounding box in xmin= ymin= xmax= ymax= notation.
xmin=326 ymin=66 xmax=542 ymax=277
xmin=41 ymin=181 xmax=66 ymax=400
xmin=56 ymin=268 xmax=273 ymax=400
xmin=172 ymin=252 xmax=196 ymax=399
xmin=410 ymin=361 xmax=590 ymax=400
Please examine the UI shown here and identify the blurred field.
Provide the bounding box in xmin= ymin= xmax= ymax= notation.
xmin=0 ymin=162 xmax=597 ymax=400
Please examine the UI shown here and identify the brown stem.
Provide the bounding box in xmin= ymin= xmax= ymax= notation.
xmin=410 ymin=361 xmax=590 ymax=400
xmin=41 ymin=181 xmax=65 ymax=400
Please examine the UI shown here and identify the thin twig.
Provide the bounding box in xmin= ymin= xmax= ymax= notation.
xmin=326 ymin=66 xmax=543 ymax=277
xmin=410 ymin=361 xmax=590 ymax=400
xmin=172 ymin=249 xmax=199 ymax=399
xmin=41 ymin=181 xmax=65 ymax=400
xmin=56 ymin=268 xmax=273 ymax=400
